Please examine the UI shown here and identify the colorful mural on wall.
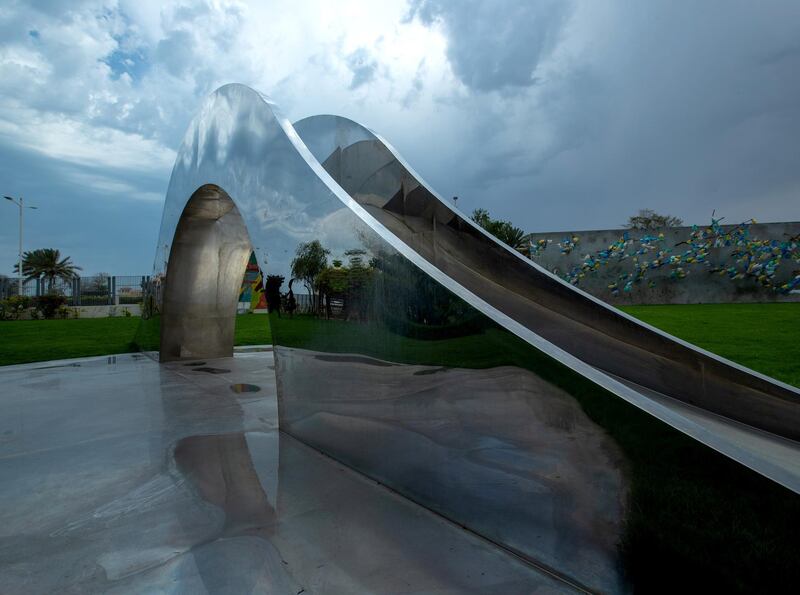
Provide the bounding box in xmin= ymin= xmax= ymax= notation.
xmin=530 ymin=216 xmax=800 ymax=297
xmin=239 ymin=251 xmax=267 ymax=311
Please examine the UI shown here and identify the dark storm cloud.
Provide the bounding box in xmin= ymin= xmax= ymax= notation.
xmin=406 ymin=0 xmax=570 ymax=91
xmin=2 ymin=0 xmax=799 ymax=280
xmin=409 ymin=0 xmax=800 ymax=230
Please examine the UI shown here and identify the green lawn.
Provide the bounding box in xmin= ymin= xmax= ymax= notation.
xmin=233 ymin=313 xmax=272 ymax=346
xmin=265 ymin=304 xmax=799 ymax=388
xmin=1 ymin=304 xmax=798 ymax=591
xmin=620 ymin=303 xmax=799 ymax=387
xmin=0 ymin=314 xmax=271 ymax=366
xmin=3 ymin=304 xmax=796 ymax=383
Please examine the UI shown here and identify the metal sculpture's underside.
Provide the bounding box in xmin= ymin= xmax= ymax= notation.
xmin=141 ymin=84 xmax=800 ymax=592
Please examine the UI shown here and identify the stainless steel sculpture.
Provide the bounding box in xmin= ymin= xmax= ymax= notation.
xmin=140 ymin=84 xmax=800 ymax=592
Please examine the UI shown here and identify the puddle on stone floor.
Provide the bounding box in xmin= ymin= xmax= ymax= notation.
xmin=174 ymin=433 xmax=274 ymax=535
xmin=413 ymin=367 xmax=449 ymax=376
xmin=33 ymin=362 xmax=81 ymax=370
xmin=192 ymin=367 xmax=231 ymax=374
xmin=230 ymin=383 xmax=261 ymax=393
xmin=313 ymin=354 xmax=394 ymax=367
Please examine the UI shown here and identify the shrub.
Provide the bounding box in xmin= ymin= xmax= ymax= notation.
xmin=35 ymin=294 xmax=67 ymax=319
xmin=0 ymin=295 xmax=32 ymax=320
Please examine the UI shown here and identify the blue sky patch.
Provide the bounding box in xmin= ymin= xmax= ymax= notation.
xmin=103 ymin=45 xmax=149 ymax=82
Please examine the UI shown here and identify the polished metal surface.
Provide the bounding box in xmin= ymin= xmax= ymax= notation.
xmin=160 ymin=185 xmax=252 ymax=361
xmin=294 ymin=114 xmax=800 ymax=429
xmin=292 ymin=113 xmax=800 ymax=475
xmin=0 ymin=353 xmax=567 ymax=593
xmin=137 ymin=84 xmax=800 ymax=591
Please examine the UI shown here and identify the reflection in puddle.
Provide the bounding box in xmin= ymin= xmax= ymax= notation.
xmin=313 ymin=354 xmax=394 ymax=367
xmin=169 ymin=433 xmax=297 ymax=592
xmin=192 ymin=367 xmax=231 ymax=374
xmin=174 ymin=433 xmax=274 ymax=535
xmin=183 ymin=361 xmax=207 ymax=366
xmin=230 ymin=383 xmax=261 ymax=393
xmin=413 ymin=367 xmax=449 ymax=376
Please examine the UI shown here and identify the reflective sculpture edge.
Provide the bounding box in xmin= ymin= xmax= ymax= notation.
xmin=138 ymin=83 xmax=800 ymax=592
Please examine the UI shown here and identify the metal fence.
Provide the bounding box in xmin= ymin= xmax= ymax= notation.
xmin=294 ymin=293 xmax=314 ymax=313
xmin=1 ymin=276 xmax=323 ymax=313
xmin=284 ymin=294 xmax=342 ymax=316
xmin=0 ymin=275 xmax=149 ymax=306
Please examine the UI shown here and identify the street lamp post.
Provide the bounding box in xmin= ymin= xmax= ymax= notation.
xmin=4 ymin=196 xmax=37 ymax=296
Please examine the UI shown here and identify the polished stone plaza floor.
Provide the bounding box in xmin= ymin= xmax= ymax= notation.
xmin=0 ymin=351 xmax=571 ymax=594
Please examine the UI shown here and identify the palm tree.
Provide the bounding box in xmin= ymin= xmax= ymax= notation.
xmin=494 ymin=225 xmax=529 ymax=255
xmin=13 ymin=248 xmax=81 ymax=294
xmin=471 ymin=209 xmax=529 ymax=256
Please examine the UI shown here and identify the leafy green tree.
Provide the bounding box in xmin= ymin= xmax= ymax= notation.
xmin=471 ymin=208 xmax=529 ymax=256
xmin=317 ymin=261 xmax=348 ymax=295
xmin=290 ymin=240 xmax=330 ymax=310
xmin=87 ymin=272 xmax=110 ymax=294
xmin=624 ymin=209 xmax=683 ymax=230
xmin=343 ymin=249 xmax=374 ymax=321
xmin=13 ymin=248 xmax=81 ymax=294
xmin=316 ymin=250 xmax=376 ymax=320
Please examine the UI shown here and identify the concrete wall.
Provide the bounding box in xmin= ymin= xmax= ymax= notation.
xmin=528 ymin=221 xmax=800 ymax=305
xmin=10 ymin=304 xmax=142 ymax=320
xmin=74 ymin=304 xmax=142 ymax=318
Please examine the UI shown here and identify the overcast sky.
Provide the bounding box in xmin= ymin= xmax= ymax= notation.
xmin=1 ymin=0 xmax=799 ymax=275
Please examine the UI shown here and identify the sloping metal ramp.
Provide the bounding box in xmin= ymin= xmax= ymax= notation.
xmin=293 ymin=114 xmax=800 ymax=494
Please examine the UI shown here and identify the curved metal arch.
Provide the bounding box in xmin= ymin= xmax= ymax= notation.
xmin=142 ymin=85 xmax=800 ymax=591
xmin=147 ymin=84 xmax=800 ymax=488
xmin=160 ymin=184 xmax=252 ymax=361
